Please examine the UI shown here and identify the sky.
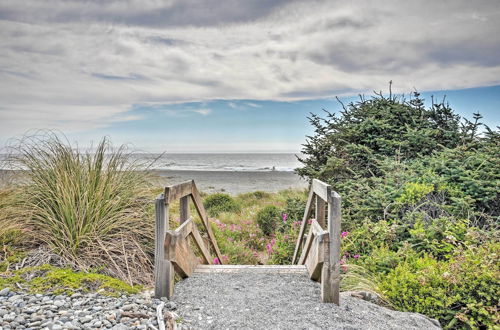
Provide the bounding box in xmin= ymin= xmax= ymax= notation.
xmin=0 ymin=0 xmax=499 ymax=153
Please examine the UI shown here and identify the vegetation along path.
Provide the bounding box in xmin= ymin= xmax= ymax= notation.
xmin=170 ymin=266 xmax=441 ymax=329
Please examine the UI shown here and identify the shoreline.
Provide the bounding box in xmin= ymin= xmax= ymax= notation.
xmin=150 ymin=169 xmax=309 ymax=195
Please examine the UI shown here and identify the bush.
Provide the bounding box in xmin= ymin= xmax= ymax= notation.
xmin=204 ymin=193 xmax=240 ymax=217
xmin=256 ymin=205 xmax=281 ymax=236
xmin=269 ymin=224 xmax=299 ymax=264
xmin=8 ymin=133 xmax=154 ymax=285
xmin=379 ymin=243 xmax=499 ymax=329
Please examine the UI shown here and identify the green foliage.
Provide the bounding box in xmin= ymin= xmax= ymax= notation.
xmin=396 ymin=182 xmax=434 ymax=205
xmin=379 ymin=243 xmax=499 ymax=329
xmin=0 ymin=265 xmax=140 ymax=296
xmin=282 ymin=196 xmax=306 ymax=223
xmin=297 ymin=89 xmax=499 ymax=328
xmin=256 ymin=205 xmax=281 ymax=236
xmin=7 ymin=133 xmax=154 ymax=285
xmin=269 ymin=225 xmax=299 ymax=264
xmin=204 ymin=193 xmax=241 ymax=217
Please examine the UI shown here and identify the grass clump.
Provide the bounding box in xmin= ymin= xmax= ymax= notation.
xmin=256 ymin=205 xmax=281 ymax=236
xmin=204 ymin=193 xmax=240 ymax=217
xmin=7 ymin=133 xmax=154 ymax=285
xmin=0 ymin=265 xmax=140 ymax=297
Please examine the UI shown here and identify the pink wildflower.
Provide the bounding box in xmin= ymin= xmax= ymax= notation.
xmin=221 ymin=255 xmax=229 ymax=262
xmin=282 ymin=213 xmax=288 ymax=223
xmin=341 ymin=231 xmax=349 ymax=238
xmin=266 ymin=243 xmax=273 ymax=254
xmin=228 ymin=237 xmax=234 ymax=242
xmin=213 ymin=257 xmax=220 ymax=265
xmin=353 ymin=254 xmax=360 ymax=259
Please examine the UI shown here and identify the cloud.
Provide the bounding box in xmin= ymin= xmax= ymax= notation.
xmin=192 ymin=109 xmax=212 ymax=116
xmin=1 ymin=0 xmax=499 ymax=141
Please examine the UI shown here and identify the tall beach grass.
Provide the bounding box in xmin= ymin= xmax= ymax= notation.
xmin=7 ymin=133 xmax=154 ymax=285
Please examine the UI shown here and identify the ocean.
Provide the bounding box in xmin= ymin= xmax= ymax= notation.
xmin=136 ymin=153 xmax=303 ymax=172
xmin=0 ymin=153 xmax=309 ymax=194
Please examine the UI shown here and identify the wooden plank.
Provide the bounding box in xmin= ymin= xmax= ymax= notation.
xmin=165 ymin=233 xmax=199 ymax=278
xmin=292 ymin=187 xmax=315 ymax=264
xmin=315 ymin=195 xmax=326 ymax=229
xmin=323 ymin=191 xmax=341 ymax=304
xmin=180 ymin=195 xmax=190 ymax=224
xmin=305 ymin=232 xmax=328 ymax=281
xmin=312 ymin=179 xmax=331 ymax=203
xmin=191 ymin=182 xmax=224 ymax=264
xmin=311 ymin=219 xmax=328 ymax=236
xmin=298 ymin=221 xmax=315 ymax=265
xmin=164 ymin=180 xmax=193 ymax=204
xmin=154 ymin=194 xmax=174 ymax=299
xmin=190 ymin=223 xmax=212 ymax=264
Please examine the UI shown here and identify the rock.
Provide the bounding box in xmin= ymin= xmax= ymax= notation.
xmin=53 ymin=300 xmax=66 ymax=307
xmin=122 ymin=303 xmax=135 ymax=311
xmin=0 ymin=288 xmax=10 ymax=296
xmin=165 ymin=301 xmax=177 ymax=310
xmin=80 ymin=315 xmax=93 ymax=323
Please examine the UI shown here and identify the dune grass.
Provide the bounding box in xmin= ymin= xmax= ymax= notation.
xmin=5 ymin=133 xmax=154 ymax=285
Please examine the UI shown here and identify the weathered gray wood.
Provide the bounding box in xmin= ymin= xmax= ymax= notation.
xmin=312 ymin=179 xmax=332 ymax=203
xmin=180 ymin=195 xmax=190 ymax=224
xmin=292 ymin=187 xmax=315 ymax=264
xmin=191 ymin=182 xmax=224 ymax=264
xmin=164 ymin=218 xmax=200 ymax=278
xmin=165 ymin=231 xmax=199 ymax=278
xmin=315 ymin=195 xmax=326 ymax=229
xmin=164 ymin=180 xmax=193 ymax=204
xmin=323 ymin=191 xmax=341 ymax=304
xmin=190 ymin=223 xmax=212 ymax=264
xmin=298 ymin=222 xmax=315 ymax=265
xmin=305 ymin=232 xmax=328 ymax=281
xmin=154 ymin=194 xmax=174 ymax=299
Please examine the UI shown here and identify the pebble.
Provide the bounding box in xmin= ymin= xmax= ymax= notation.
xmin=0 ymin=289 xmax=181 ymax=329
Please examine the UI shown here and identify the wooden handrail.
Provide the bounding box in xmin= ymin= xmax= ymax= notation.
xmin=292 ymin=179 xmax=341 ymax=304
xmin=154 ymin=180 xmax=224 ymax=299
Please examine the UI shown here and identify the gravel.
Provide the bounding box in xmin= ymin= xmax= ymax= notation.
xmin=0 ymin=272 xmax=441 ymax=329
xmin=172 ymin=272 xmax=442 ymax=330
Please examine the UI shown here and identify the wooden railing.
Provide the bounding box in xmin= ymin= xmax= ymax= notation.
xmin=154 ymin=180 xmax=223 ymax=298
xmin=292 ymin=179 xmax=341 ymax=304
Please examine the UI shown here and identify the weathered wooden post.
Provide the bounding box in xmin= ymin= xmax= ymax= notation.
xmin=321 ymin=191 xmax=341 ymax=304
xmin=154 ymin=193 xmax=174 ymax=298
xmin=180 ymin=195 xmax=189 ymax=224
xmin=315 ymin=195 xmax=326 ymax=229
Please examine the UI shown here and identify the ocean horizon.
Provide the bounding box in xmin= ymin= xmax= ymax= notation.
xmin=132 ymin=153 xmax=303 ymax=172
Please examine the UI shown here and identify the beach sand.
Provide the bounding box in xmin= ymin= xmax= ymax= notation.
xmin=151 ymin=170 xmax=309 ymax=195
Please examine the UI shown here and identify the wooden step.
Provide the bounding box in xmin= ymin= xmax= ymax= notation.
xmin=194 ymin=265 xmax=307 ymax=274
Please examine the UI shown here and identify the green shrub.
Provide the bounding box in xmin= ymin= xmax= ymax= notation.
xmin=256 ymin=205 xmax=281 ymax=236
xmin=204 ymin=193 xmax=240 ymax=217
xmin=269 ymin=225 xmax=299 ymax=264
xmin=9 ymin=133 xmax=154 ymax=285
xmin=379 ymin=243 xmax=499 ymax=329
xmin=282 ymin=196 xmax=306 ymax=222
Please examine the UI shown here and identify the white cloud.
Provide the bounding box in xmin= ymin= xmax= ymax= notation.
xmin=1 ymin=0 xmax=499 ymax=141
xmin=192 ymin=108 xmax=212 ymax=115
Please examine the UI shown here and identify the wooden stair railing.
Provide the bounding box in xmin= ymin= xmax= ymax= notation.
xmin=292 ymin=179 xmax=341 ymax=304
xmin=154 ymin=180 xmax=223 ymax=298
